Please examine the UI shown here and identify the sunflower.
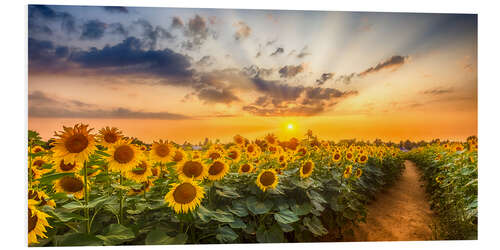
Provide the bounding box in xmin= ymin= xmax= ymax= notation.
xmin=300 ymin=160 xmax=314 ymax=178
xmin=355 ymin=168 xmax=363 ymax=178
xmin=207 ymin=160 xmax=229 ymax=181
xmin=125 ymin=160 xmax=153 ymax=183
xmin=177 ymin=160 xmax=208 ymax=181
xmin=97 ymin=126 xmax=122 ymax=147
xmin=226 ymin=146 xmax=241 ymax=162
xmin=205 ymin=147 xmax=225 ymax=161
xmin=164 ymin=179 xmax=205 ymax=214
xmin=233 ymin=134 xmax=246 ymax=146
xmin=264 ymin=133 xmax=278 ymax=145
xmin=296 ymin=146 xmax=307 ymax=157
xmin=256 ymin=169 xmax=279 ymax=192
xmin=127 ymin=180 xmax=153 ymax=196
xmin=345 ymin=152 xmax=354 ymax=161
xmin=54 ymin=175 xmax=87 ymax=199
xmin=30 ymin=167 xmax=47 ymax=180
xmin=453 ymin=144 xmax=464 ymax=152
xmin=31 ymin=155 xmax=52 ymax=170
xmin=357 ymin=154 xmax=368 ymax=164
xmin=267 ymin=145 xmax=280 ymax=155
xmin=52 ymin=124 xmax=97 ymax=163
xmin=150 ymin=140 xmax=174 ymax=164
xmin=435 ymin=175 xmax=445 ymax=184
xmin=28 ymin=199 xmax=51 ymax=245
xmin=332 ymin=151 xmax=342 ymax=162
xmin=238 ymin=162 xmax=254 ymax=174
xmin=245 ymin=143 xmax=260 ymax=157
xmin=170 ymin=148 xmax=187 ymax=166
xmin=53 ymin=158 xmax=82 ymax=173
xmin=28 ymin=189 xmax=56 ymax=208
xmin=106 ymin=139 xmax=142 ymax=173
xmin=139 ymin=145 xmax=148 ymax=151
xmin=31 ymin=145 xmax=45 ymax=154
xmin=343 ymin=165 xmax=353 ymax=178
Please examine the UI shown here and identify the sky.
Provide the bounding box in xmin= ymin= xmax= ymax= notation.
xmin=27 ymin=5 xmax=477 ymax=143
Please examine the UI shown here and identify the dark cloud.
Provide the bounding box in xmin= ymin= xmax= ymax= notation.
xmin=134 ymin=19 xmax=174 ymax=49
xmin=29 ymin=91 xmax=189 ymax=120
xmin=335 ymin=73 xmax=356 ymax=85
xmin=265 ymin=39 xmax=277 ymax=47
xmin=197 ymin=88 xmax=240 ymax=104
xmin=316 ymin=73 xmax=335 ymax=85
xmin=103 ymin=6 xmax=129 ymax=14
xmin=358 ymin=55 xmax=409 ymax=77
xmin=297 ymin=46 xmax=311 ymax=58
xmin=182 ymin=15 xmax=213 ymax=50
xmin=242 ymin=65 xmax=273 ymax=78
xmin=422 ymin=87 xmax=454 ymax=95
xmin=109 ymin=23 xmax=128 ymax=37
xmin=28 ymin=5 xmax=77 ymax=34
xmin=81 ymin=20 xmax=107 ymax=40
xmin=270 ymin=47 xmax=284 ymax=56
xmin=234 ymin=21 xmax=251 ymax=40
xmin=28 ymin=38 xmax=71 ymax=73
xmin=69 ymin=37 xmax=193 ymax=82
xmin=195 ymin=55 xmax=215 ymax=67
xmin=278 ymin=64 xmax=305 ymax=78
xmin=172 ymin=17 xmax=184 ymax=29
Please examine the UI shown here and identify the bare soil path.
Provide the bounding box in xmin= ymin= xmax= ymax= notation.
xmin=346 ymin=160 xmax=435 ymax=241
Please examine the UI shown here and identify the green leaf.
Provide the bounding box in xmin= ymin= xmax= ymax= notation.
xmin=62 ymin=201 xmax=84 ymax=210
xmin=246 ymin=196 xmax=273 ymax=215
xmin=87 ymin=195 xmax=117 ymax=209
xmin=96 ymin=224 xmax=135 ymax=245
xmin=57 ymin=233 xmax=103 ymax=246
xmin=303 ymin=216 xmax=328 ymax=236
xmin=274 ymin=209 xmax=299 ymax=224
xmin=278 ymin=222 xmax=294 ymax=232
xmin=343 ymin=207 xmax=357 ymax=220
xmin=38 ymin=172 xmax=74 ymax=185
xmin=227 ymin=200 xmax=248 ymax=217
xmin=216 ymin=186 xmax=240 ymax=198
xmin=291 ymin=202 xmax=312 ymax=216
xmin=216 ymin=226 xmax=239 ymax=243
xmin=229 ymin=217 xmax=247 ymax=229
xmin=43 ymin=208 xmax=87 ymax=222
xmin=145 ymin=230 xmax=187 ymax=245
xmin=329 ymin=196 xmax=343 ymax=212
xmin=256 ymin=224 xmax=285 ymax=243
xmin=196 ymin=205 xmax=214 ymax=222
xmin=212 ymin=209 xmax=235 ymax=223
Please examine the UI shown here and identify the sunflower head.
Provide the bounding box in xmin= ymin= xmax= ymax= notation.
xmin=245 ymin=143 xmax=260 ymax=156
xmin=226 ymin=146 xmax=241 ymax=162
xmin=171 ymin=148 xmax=187 ymax=165
xmin=233 ymin=134 xmax=246 ymax=146
xmin=355 ymin=168 xmax=363 ymax=178
xmin=125 ymin=160 xmax=153 ymax=183
xmin=150 ymin=140 xmax=173 ymax=164
xmin=296 ymin=146 xmax=307 ymax=157
xmin=164 ymin=179 xmax=205 ymax=214
xmin=28 ymin=200 xmax=51 ymax=245
xmin=300 ymin=160 xmax=314 ymax=178
xmin=332 ymin=151 xmax=342 ymax=162
xmin=97 ymin=126 xmax=123 ymax=147
xmin=28 ymin=190 xmax=56 ymax=208
xmin=106 ymin=139 xmax=142 ymax=173
xmin=54 ymin=175 xmax=87 ymax=199
xmin=52 ymin=124 xmax=97 ymax=163
xmin=357 ymin=154 xmax=368 ymax=164
xmin=53 ymin=158 xmax=82 ymax=173
xmin=177 ymin=159 xmax=208 ymax=181
xmin=264 ymin=134 xmax=278 ymax=145
xmin=128 ymin=180 xmax=153 ymax=196
xmin=239 ymin=162 xmax=254 ymax=174
xmin=207 ymin=160 xmax=229 ymax=181
xmin=206 ymin=147 xmax=224 ymax=161
xmin=32 ymin=155 xmax=52 ymax=170
xmin=256 ymin=169 xmax=279 ymax=192
xmin=343 ymin=165 xmax=353 ymax=179
xmin=346 ymin=152 xmax=354 ymax=161
xmin=31 ymin=145 xmax=45 ymax=154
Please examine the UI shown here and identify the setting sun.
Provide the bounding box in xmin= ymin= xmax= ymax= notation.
xmin=287 ymin=123 xmax=294 ymax=130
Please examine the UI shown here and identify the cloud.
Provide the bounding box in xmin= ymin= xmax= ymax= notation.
xmin=29 ymin=91 xmax=189 ymax=119
xmin=422 ymin=87 xmax=454 ymax=95
xmin=316 ymin=73 xmax=335 ymax=85
xmin=335 ymin=73 xmax=356 ymax=85
xmin=278 ymin=64 xmax=305 ymax=78
xmin=358 ymin=55 xmax=409 ymax=77
xmin=234 ymin=21 xmax=251 ymax=40
xmin=69 ymin=37 xmax=193 ymax=82
xmin=297 ymin=46 xmax=311 ymax=58
xmin=270 ymin=47 xmax=284 ymax=56
xmin=195 ymin=55 xmax=215 ymax=67
xmin=172 ymin=17 xmax=184 ymax=29
xmin=28 ymin=38 xmax=71 ymax=73
xmin=28 ymin=5 xmax=76 ymax=34
xmin=182 ymin=15 xmax=213 ymax=50
xmin=242 ymin=65 xmax=274 ymax=78
xmin=134 ymin=19 xmax=174 ymax=49
xmin=197 ymin=88 xmax=241 ymax=104
xmin=103 ymin=6 xmax=129 ymax=14
xmin=109 ymin=23 xmax=128 ymax=37
xmin=81 ymin=20 xmax=107 ymax=40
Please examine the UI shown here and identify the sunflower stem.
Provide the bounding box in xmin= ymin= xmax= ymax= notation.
xmin=83 ymin=160 xmax=90 ymax=234
xmin=119 ymin=173 xmax=124 ymax=225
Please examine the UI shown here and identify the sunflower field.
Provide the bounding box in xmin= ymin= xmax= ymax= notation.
xmin=406 ymin=137 xmax=478 ymax=240
xmin=27 ymin=124 xmax=406 ymax=246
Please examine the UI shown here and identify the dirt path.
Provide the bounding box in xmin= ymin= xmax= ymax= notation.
xmin=346 ymin=160 xmax=435 ymax=241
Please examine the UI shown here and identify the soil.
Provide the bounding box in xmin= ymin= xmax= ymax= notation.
xmin=344 ymin=160 xmax=436 ymax=241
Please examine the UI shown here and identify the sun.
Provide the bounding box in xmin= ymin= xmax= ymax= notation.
xmin=287 ymin=123 xmax=294 ymax=130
